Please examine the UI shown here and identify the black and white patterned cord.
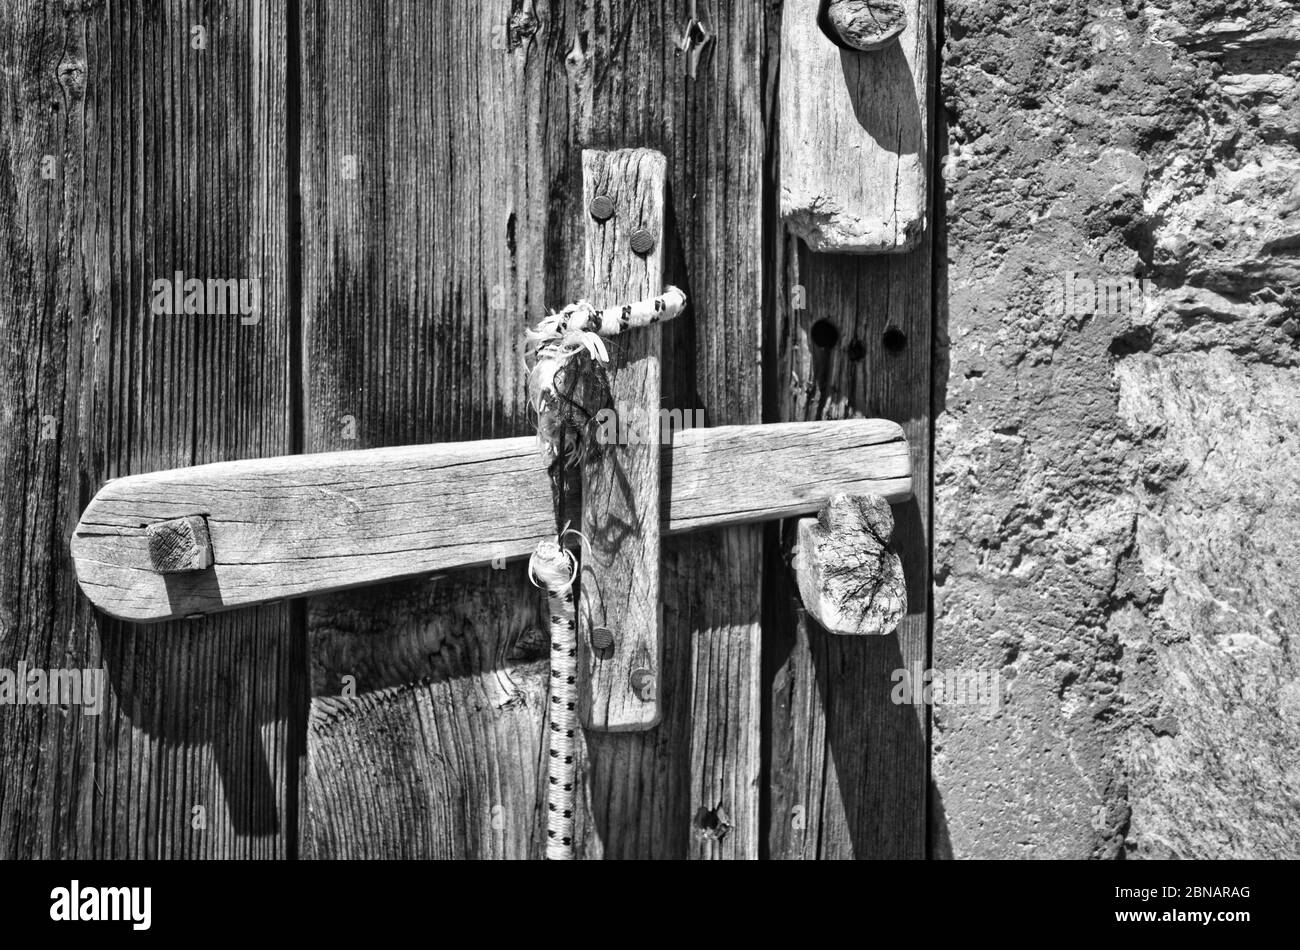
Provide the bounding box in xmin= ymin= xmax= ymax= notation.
xmin=528 ymin=537 xmax=579 ymax=860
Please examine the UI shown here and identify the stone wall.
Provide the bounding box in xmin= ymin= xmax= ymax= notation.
xmin=933 ymin=0 xmax=1300 ymax=857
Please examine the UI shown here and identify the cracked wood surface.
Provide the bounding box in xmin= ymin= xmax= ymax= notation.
xmin=295 ymin=0 xmax=776 ymax=859
xmin=578 ymin=148 xmax=668 ymax=731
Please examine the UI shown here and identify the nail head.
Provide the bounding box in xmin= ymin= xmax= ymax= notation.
xmin=589 ymin=194 xmax=615 ymax=221
xmin=591 ymin=626 xmax=615 ymax=651
xmin=629 ymin=228 xmax=656 ymax=256
xmin=630 ymin=667 xmax=655 ymax=701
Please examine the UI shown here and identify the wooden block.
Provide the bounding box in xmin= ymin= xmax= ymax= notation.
xmin=792 ymin=493 xmax=905 ymax=635
xmin=824 ymin=0 xmax=907 ymax=51
xmin=69 ymin=418 xmax=911 ymax=623
xmin=145 ymin=516 xmax=213 ymax=573
xmin=779 ymin=0 xmax=929 ymax=252
xmin=579 ymin=148 xmax=666 ymax=731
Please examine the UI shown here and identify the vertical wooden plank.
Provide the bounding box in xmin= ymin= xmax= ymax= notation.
xmin=766 ymin=0 xmax=934 ymax=859
xmin=569 ymin=0 xmax=767 ymax=860
xmin=579 ymin=148 xmax=666 ymax=732
xmin=0 ymin=1 xmax=296 ymax=857
xmin=298 ymin=0 xmax=571 ymax=859
xmin=298 ymin=0 xmax=766 ymax=860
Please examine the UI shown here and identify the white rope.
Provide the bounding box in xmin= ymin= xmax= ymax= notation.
xmin=522 ymin=288 xmax=686 ymax=856
xmin=526 ymin=287 xmax=688 ymax=462
xmin=528 ymin=537 xmax=580 ymax=860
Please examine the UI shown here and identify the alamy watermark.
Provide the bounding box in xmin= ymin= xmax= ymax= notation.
xmin=891 ymin=664 xmax=1001 ymax=711
xmin=0 ymin=663 xmax=105 ymax=716
xmin=1043 ymin=272 xmax=1150 ymax=318
xmin=593 ymin=403 xmax=705 ymax=446
xmin=50 ymin=881 xmax=151 ymax=930
xmin=150 ymin=271 xmax=262 ymax=324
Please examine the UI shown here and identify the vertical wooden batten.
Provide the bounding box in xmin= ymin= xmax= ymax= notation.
xmin=579 ymin=148 xmax=667 ymax=732
xmin=779 ymin=0 xmax=930 ymax=254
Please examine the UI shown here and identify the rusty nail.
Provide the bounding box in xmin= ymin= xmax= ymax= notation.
xmin=590 ymin=626 xmax=615 ymax=651
xmin=630 ymin=667 xmax=655 ymax=701
xmin=629 ymin=228 xmax=656 ymax=255
xmin=589 ymin=194 xmax=615 ymax=221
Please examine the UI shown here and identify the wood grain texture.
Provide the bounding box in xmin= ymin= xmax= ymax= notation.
xmin=579 ymin=147 xmax=666 ymax=731
xmin=297 ymin=0 xmax=572 ymax=859
xmin=567 ymin=0 xmax=769 ymax=861
xmin=765 ymin=0 xmax=935 ymax=858
xmin=824 ymin=0 xmax=908 ymax=51
xmin=0 ymin=1 xmax=298 ymax=857
xmin=297 ymin=0 xmax=770 ymax=859
xmin=71 ymin=418 xmax=909 ymax=617
xmin=779 ymin=0 xmax=929 ymax=252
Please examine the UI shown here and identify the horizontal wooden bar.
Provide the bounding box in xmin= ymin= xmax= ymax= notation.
xmin=71 ymin=419 xmax=911 ymax=622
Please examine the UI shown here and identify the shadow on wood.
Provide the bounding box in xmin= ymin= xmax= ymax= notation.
xmin=765 ymin=503 xmax=926 ymax=858
xmin=96 ymin=608 xmax=300 ymax=840
xmin=840 ymin=42 xmax=923 ymax=160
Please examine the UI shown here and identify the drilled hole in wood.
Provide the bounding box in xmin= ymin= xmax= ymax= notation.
xmin=847 ymin=338 xmax=867 ymax=361
xmin=694 ymin=804 xmax=732 ymax=841
xmin=810 ymin=319 xmax=840 ymax=348
xmin=882 ymin=326 xmax=907 ymax=352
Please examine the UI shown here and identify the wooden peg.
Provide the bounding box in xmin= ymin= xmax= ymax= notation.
xmin=578 ymin=148 xmax=667 ymax=731
xmin=824 ymin=0 xmax=908 ymax=51
xmin=146 ymin=515 xmax=213 ymax=573
xmin=792 ymin=493 xmax=906 ymax=636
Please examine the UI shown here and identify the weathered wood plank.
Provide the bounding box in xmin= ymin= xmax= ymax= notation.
xmin=779 ymin=0 xmax=929 ymax=252
xmin=71 ymin=419 xmax=910 ymax=621
xmin=0 ymin=1 xmax=296 ymax=857
xmin=568 ymin=0 xmax=769 ymax=861
xmin=579 ymin=148 xmax=668 ymax=731
xmin=298 ymin=0 xmax=769 ymax=859
xmin=766 ymin=0 xmax=935 ymax=859
xmin=297 ymin=0 xmax=572 ymax=859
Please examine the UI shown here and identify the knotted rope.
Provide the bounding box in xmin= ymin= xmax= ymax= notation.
xmin=526 ymin=286 xmax=686 ymax=465
xmin=525 ymin=286 xmax=687 ymax=860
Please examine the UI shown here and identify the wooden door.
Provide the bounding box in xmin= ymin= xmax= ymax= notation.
xmin=1 ymin=0 xmax=932 ymax=859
